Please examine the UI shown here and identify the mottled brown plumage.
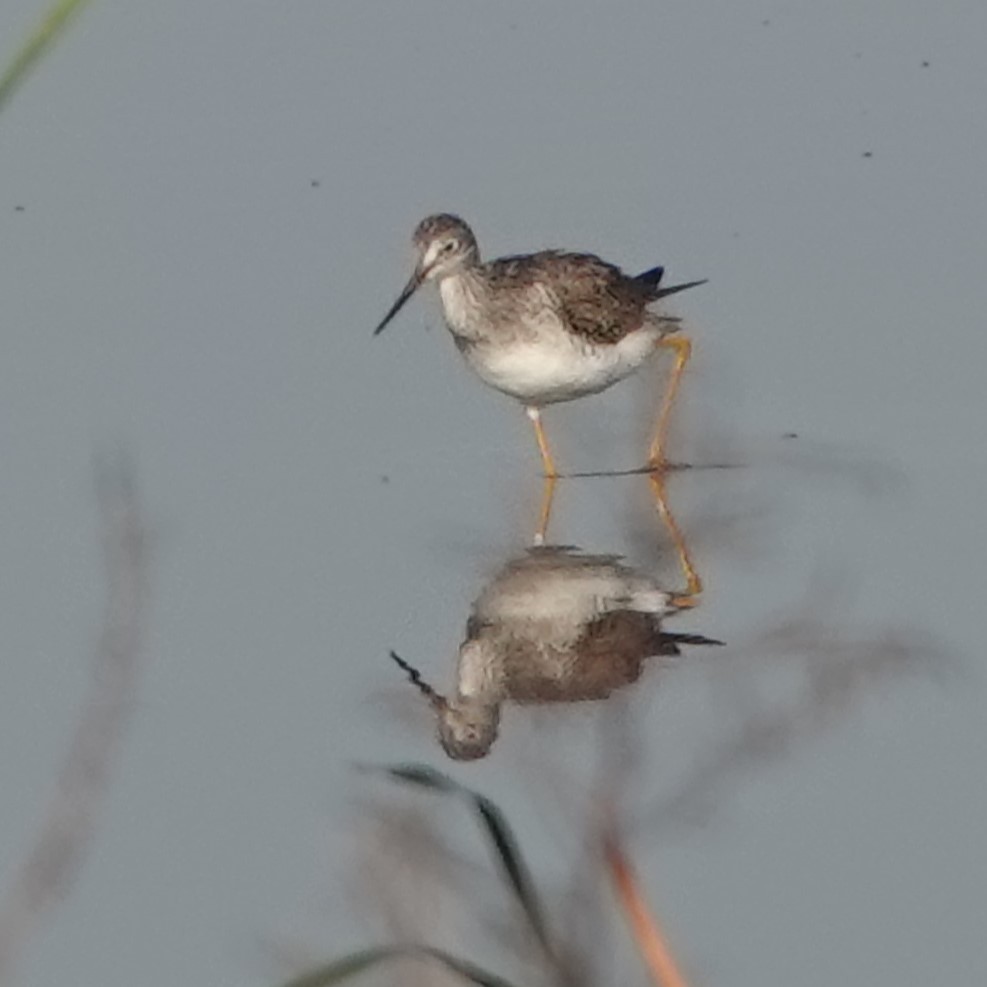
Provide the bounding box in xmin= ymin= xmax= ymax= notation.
xmin=479 ymin=251 xmax=675 ymax=345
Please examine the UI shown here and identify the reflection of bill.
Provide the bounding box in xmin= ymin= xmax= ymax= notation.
xmin=391 ymin=546 xmax=722 ymax=761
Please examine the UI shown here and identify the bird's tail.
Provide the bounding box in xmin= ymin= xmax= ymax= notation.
xmin=652 ymin=278 xmax=708 ymax=300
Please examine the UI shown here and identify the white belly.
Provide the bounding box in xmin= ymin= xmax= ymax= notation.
xmin=460 ymin=328 xmax=658 ymax=405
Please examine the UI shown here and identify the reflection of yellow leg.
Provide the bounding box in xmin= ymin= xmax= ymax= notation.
xmin=648 ymin=472 xmax=702 ymax=609
xmin=526 ymin=406 xmax=558 ymax=478
xmin=648 ymin=335 xmax=692 ymax=469
xmin=604 ymin=832 xmax=692 ymax=987
xmin=533 ymin=475 xmax=558 ymax=546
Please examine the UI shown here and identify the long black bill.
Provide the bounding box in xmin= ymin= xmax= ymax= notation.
xmin=373 ymin=268 xmax=424 ymax=335
xmin=652 ymin=278 xmax=709 ymax=300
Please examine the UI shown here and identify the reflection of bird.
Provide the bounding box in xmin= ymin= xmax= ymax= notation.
xmin=373 ymin=215 xmax=707 ymax=475
xmin=391 ymin=546 xmax=722 ymax=761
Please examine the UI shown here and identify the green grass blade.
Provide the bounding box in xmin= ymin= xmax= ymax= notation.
xmin=0 ymin=0 xmax=93 ymax=114
xmin=472 ymin=794 xmax=551 ymax=947
xmin=419 ymin=946 xmax=524 ymax=987
xmin=278 ymin=948 xmax=405 ymax=987
xmin=276 ymin=945 xmax=521 ymax=987
xmin=380 ymin=762 xmax=461 ymax=793
xmin=378 ymin=763 xmax=552 ymax=954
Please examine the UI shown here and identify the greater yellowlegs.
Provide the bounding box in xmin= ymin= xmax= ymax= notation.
xmin=390 ymin=546 xmax=721 ymax=761
xmin=373 ymin=214 xmax=707 ymax=475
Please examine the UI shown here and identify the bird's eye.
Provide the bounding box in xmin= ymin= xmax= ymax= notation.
xmin=442 ymin=241 xmax=457 ymax=253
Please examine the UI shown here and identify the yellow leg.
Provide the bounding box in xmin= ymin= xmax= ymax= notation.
xmin=648 ymin=472 xmax=702 ymax=609
xmin=532 ymin=475 xmax=558 ymax=546
xmin=526 ymin=406 xmax=559 ymax=478
xmin=604 ymin=832 xmax=693 ymax=987
xmin=648 ymin=335 xmax=692 ymax=470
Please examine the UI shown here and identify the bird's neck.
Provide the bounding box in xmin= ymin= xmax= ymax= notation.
xmin=436 ymin=267 xmax=488 ymax=341
xmin=455 ymin=638 xmax=505 ymax=700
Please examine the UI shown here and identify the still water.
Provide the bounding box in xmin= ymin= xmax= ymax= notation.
xmin=0 ymin=3 xmax=984 ymax=987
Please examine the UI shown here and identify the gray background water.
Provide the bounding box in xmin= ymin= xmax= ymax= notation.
xmin=1 ymin=1 xmax=985 ymax=984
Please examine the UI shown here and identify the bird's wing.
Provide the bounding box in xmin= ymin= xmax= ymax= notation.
xmin=484 ymin=251 xmax=698 ymax=344
xmin=550 ymin=253 xmax=653 ymax=344
xmin=483 ymin=251 xmax=650 ymax=343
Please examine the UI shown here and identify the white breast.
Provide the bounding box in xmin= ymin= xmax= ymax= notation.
xmin=438 ymin=276 xmax=480 ymax=336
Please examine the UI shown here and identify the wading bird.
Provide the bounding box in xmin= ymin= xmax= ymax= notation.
xmin=374 ymin=214 xmax=706 ymax=475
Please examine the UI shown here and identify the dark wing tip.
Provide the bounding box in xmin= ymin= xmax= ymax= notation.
xmin=634 ymin=265 xmax=665 ymax=287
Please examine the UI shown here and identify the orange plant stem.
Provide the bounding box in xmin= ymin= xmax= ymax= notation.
xmin=604 ymin=835 xmax=692 ymax=987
